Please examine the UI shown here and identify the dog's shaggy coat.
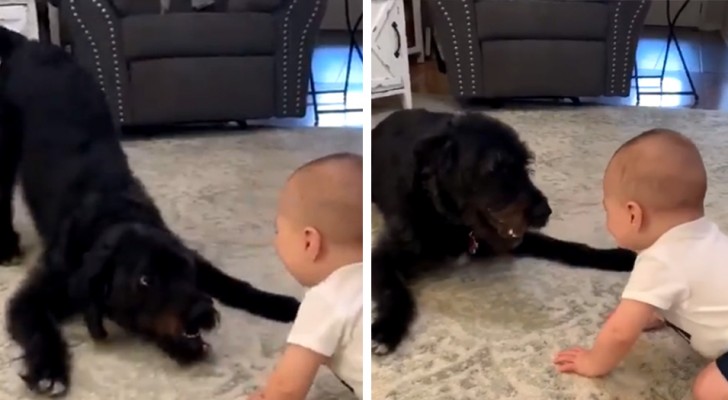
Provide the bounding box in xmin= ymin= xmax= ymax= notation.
xmin=371 ymin=109 xmax=636 ymax=354
xmin=0 ymin=27 xmax=299 ymax=396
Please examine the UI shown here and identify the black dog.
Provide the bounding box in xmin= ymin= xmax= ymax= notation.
xmin=371 ymin=109 xmax=636 ymax=354
xmin=0 ymin=27 xmax=299 ymax=396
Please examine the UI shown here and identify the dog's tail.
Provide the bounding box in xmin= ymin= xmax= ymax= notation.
xmin=0 ymin=25 xmax=27 ymax=59
xmin=512 ymin=232 xmax=636 ymax=272
xmin=195 ymin=256 xmax=300 ymax=322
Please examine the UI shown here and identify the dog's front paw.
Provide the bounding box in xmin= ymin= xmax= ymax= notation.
xmin=371 ymin=319 xmax=402 ymax=356
xmin=605 ymin=248 xmax=637 ymax=272
xmin=267 ymin=295 xmax=300 ymax=323
xmin=83 ymin=308 xmax=108 ymax=341
xmin=157 ymin=336 xmax=211 ymax=365
xmin=0 ymin=230 xmax=22 ymax=266
xmin=19 ymin=339 xmax=70 ymax=397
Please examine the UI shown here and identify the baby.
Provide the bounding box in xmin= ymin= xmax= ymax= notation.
xmin=553 ymin=129 xmax=728 ymax=399
xmin=250 ymin=153 xmax=363 ymax=399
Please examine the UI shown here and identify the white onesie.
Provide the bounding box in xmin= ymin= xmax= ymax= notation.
xmin=622 ymin=217 xmax=728 ymax=359
xmin=287 ymin=262 xmax=363 ymax=398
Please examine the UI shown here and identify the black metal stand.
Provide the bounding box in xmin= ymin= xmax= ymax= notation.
xmin=309 ymin=0 xmax=363 ymax=126
xmin=633 ymin=0 xmax=699 ymax=106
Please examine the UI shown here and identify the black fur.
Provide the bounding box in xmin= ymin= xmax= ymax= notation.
xmin=371 ymin=109 xmax=636 ymax=354
xmin=0 ymin=27 xmax=299 ymax=396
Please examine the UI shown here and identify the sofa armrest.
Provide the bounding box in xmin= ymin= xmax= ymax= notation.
xmin=424 ymin=0 xmax=482 ymax=99
xmin=273 ymin=0 xmax=328 ymax=117
xmin=60 ymin=0 xmax=129 ymax=126
xmin=605 ymin=0 xmax=650 ymax=96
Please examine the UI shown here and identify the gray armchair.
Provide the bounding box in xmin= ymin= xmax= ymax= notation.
xmin=425 ymin=0 xmax=651 ymax=101
xmin=58 ymin=0 xmax=327 ymax=127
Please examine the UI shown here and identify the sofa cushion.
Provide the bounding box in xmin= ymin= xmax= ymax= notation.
xmin=111 ymin=0 xmax=282 ymax=15
xmin=475 ymin=0 xmax=609 ymax=41
xmin=122 ymin=12 xmax=275 ymax=60
xmin=228 ymin=0 xmax=283 ymax=12
xmin=128 ymin=56 xmax=276 ymax=124
xmin=479 ymin=40 xmax=606 ymax=97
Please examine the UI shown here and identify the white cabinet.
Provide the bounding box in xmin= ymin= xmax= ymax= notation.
xmin=371 ymin=0 xmax=413 ymax=109
xmin=0 ymin=0 xmax=38 ymax=40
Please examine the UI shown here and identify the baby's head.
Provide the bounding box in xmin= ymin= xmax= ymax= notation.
xmin=602 ymin=128 xmax=707 ymax=252
xmin=274 ymin=152 xmax=363 ymax=287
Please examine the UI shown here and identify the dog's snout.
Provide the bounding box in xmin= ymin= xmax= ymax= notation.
xmin=531 ymin=201 xmax=552 ymax=222
xmin=186 ymin=296 xmax=218 ymax=332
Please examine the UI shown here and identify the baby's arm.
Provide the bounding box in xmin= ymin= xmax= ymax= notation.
xmin=606 ymin=307 xmax=664 ymax=331
xmin=250 ymin=344 xmax=328 ymax=400
xmin=249 ymin=286 xmax=345 ymax=400
xmin=589 ymin=299 xmax=658 ymax=372
xmin=554 ymin=299 xmax=657 ymax=377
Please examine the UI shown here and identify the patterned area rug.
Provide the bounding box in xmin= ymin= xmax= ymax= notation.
xmin=0 ymin=127 xmax=361 ymax=400
xmin=371 ymin=96 xmax=728 ymax=400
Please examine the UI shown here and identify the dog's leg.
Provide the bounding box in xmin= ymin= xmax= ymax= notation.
xmin=7 ymin=269 xmax=72 ymax=397
xmin=0 ymin=104 xmax=21 ymax=265
xmin=194 ymin=254 xmax=301 ymax=322
xmin=83 ymin=305 xmax=107 ymax=340
xmin=371 ymin=235 xmax=419 ymax=356
xmin=512 ymin=231 xmax=636 ymax=272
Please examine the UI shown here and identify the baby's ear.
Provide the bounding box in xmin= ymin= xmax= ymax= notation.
xmin=626 ymin=201 xmax=643 ymax=227
xmin=303 ymin=226 xmax=323 ymax=260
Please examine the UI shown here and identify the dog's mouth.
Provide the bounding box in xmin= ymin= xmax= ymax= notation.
xmin=180 ymin=306 xmax=219 ymax=342
xmin=495 ymin=223 xmax=526 ymax=241
xmin=479 ymin=209 xmax=528 ymax=242
xmin=182 ymin=328 xmax=202 ymax=340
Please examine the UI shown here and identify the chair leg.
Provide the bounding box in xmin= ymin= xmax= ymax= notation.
xmin=309 ymin=74 xmax=319 ymax=126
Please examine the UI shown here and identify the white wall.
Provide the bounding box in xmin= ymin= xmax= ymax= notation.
xmin=320 ymin=0 xmax=362 ymax=31
xmin=644 ymin=0 xmax=702 ymax=27
xmin=646 ymin=0 xmax=728 ymax=32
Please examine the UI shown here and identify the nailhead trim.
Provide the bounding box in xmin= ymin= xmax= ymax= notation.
xmin=69 ymin=1 xmax=102 ymax=90
xmin=622 ymin=0 xmax=645 ymax=94
xmin=296 ymin=1 xmax=319 ymax=111
xmin=608 ymin=1 xmax=621 ymax=94
xmin=282 ymin=0 xmax=295 ymax=114
xmin=436 ymin=0 xmax=466 ymax=96
xmin=462 ymin=0 xmax=475 ymax=94
xmin=609 ymin=0 xmax=645 ymax=96
xmin=282 ymin=0 xmax=320 ymax=115
xmin=69 ymin=0 xmax=125 ymax=123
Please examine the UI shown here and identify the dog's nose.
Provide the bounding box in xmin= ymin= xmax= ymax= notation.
xmin=531 ymin=201 xmax=552 ymax=221
xmin=187 ymin=297 xmax=218 ymax=331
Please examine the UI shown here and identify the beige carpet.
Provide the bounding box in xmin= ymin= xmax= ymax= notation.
xmin=371 ymin=96 xmax=728 ymax=400
xmin=0 ymin=128 xmax=361 ymax=400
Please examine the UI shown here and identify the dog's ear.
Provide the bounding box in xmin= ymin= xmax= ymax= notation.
xmin=414 ymin=134 xmax=458 ymax=177
xmin=68 ymin=230 xmax=124 ymax=302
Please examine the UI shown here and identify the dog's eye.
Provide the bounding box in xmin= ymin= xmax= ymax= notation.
xmin=139 ymin=275 xmax=150 ymax=286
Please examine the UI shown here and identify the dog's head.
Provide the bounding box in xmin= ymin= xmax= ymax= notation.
xmin=415 ymin=113 xmax=552 ymax=247
xmin=70 ymin=224 xmax=218 ymax=362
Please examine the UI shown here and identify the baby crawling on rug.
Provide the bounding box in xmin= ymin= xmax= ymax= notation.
xmin=553 ymin=129 xmax=728 ymax=399
xmin=249 ymin=153 xmax=363 ymax=399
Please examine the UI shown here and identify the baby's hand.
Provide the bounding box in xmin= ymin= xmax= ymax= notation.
xmin=605 ymin=309 xmax=664 ymax=331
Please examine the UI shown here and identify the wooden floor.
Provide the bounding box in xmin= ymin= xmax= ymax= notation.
xmin=409 ymin=26 xmax=728 ymax=111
